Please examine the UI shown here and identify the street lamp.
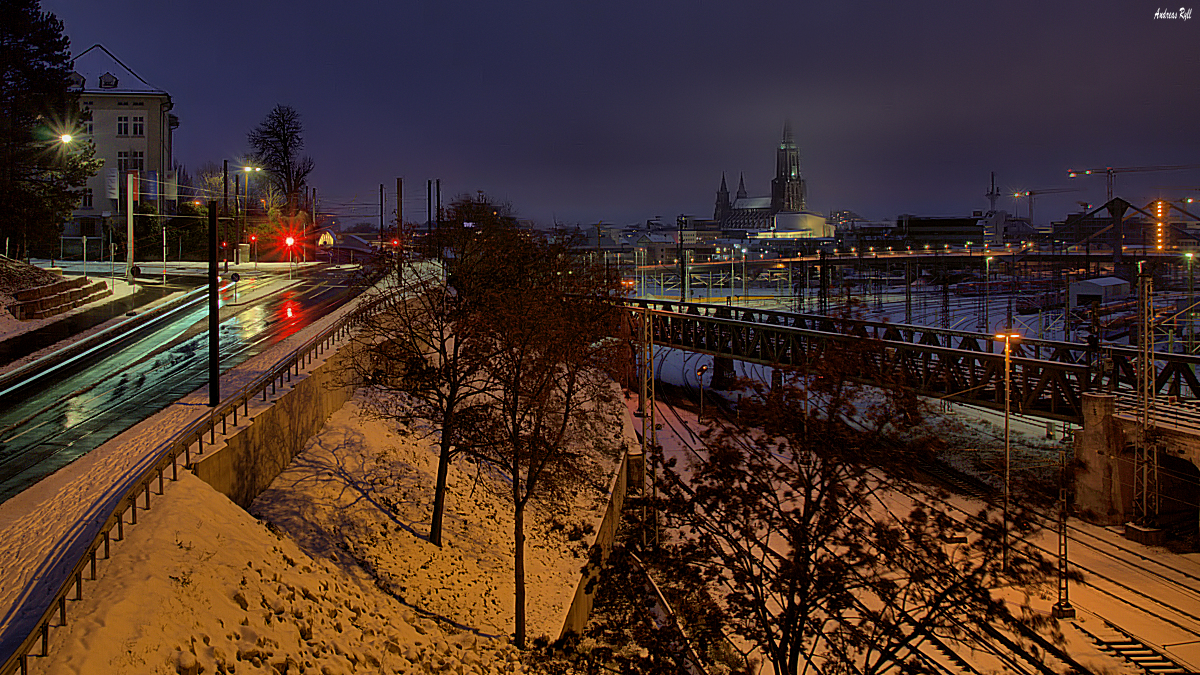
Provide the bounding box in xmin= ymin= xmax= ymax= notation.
xmin=250 ymin=234 xmax=258 ymax=271
xmin=240 ymin=166 xmax=262 ymax=265
xmin=985 ymin=256 xmax=994 ymax=334
xmin=696 ymin=364 xmax=709 ymax=420
xmin=995 ymin=330 xmax=1021 ymax=573
xmin=741 ymin=247 xmax=748 ymax=300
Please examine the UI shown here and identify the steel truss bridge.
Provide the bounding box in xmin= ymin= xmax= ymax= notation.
xmin=618 ymin=298 xmax=1200 ymax=424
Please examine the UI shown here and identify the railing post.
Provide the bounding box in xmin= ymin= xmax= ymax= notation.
xmin=103 ymin=530 xmax=109 ymax=558
xmin=117 ymin=513 xmax=123 ymax=540
xmin=75 ymin=572 xmax=82 ymax=600
xmin=58 ymin=596 xmax=65 ymax=626
xmin=41 ymin=623 xmax=47 ymax=656
xmin=130 ymin=501 xmax=137 ymax=525
xmin=145 ymin=483 xmax=151 ymax=509
xmin=90 ymin=549 xmax=96 ymax=580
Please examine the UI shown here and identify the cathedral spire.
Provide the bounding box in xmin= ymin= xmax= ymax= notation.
xmin=714 ymin=172 xmax=731 ymax=222
xmin=736 ymin=173 xmax=747 ymax=200
xmin=772 ymin=121 xmax=806 ymax=212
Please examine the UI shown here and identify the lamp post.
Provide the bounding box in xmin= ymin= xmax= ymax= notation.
xmin=996 ymin=330 xmax=1021 ymax=573
xmin=696 ymin=364 xmax=709 ymax=420
xmin=240 ymin=166 xmax=262 ymax=265
xmin=734 ymin=246 xmax=744 ymax=297
xmin=985 ymin=256 xmax=993 ymax=336
xmin=1188 ymin=252 xmax=1195 ymax=353
xmin=285 ymin=236 xmax=295 ymax=280
xmin=250 ymin=234 xmax=258 ymax=271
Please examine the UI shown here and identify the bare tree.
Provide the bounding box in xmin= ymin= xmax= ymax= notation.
xmin=342 ymin=199 xmax=515 ymax=547
xmin=247 ymin=104 xmax=314 ymax=218
xmin=661 ymin=341 xmax=1066 ymax=675
xmin=464 ymin=222 xmax=621 ymax=648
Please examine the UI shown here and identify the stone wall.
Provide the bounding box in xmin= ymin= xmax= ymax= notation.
xmin=191 ymin=347 xmax=356 ymax=509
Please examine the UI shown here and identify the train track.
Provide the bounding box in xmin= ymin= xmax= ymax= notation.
xmin=645 ymin=354 xmax=1200 ymax=674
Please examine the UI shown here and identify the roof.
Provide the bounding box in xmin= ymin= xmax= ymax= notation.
xmin=1076 ymin=277 xmax=1129 ymax=287
xmin=731 ymin=197 xmax=772 ymax=210
xmin=69 ymin=44 xmax=167 ymax=95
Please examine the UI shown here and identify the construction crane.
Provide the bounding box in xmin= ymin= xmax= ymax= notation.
xmin=1012 ymin=187 xmax=1079 ymax=227
xmin=1067 ymin=164 xmax=1200 ymax=203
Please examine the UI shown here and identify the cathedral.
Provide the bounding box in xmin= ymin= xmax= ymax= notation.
xmin=713 ymin=122 xmax=808 ymax=230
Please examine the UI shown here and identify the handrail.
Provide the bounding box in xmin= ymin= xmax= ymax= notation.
xmin=0 ymin=287 xmax=390 ymax=675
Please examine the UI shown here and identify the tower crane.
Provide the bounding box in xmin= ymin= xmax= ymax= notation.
xmin=1067 ymin=164 xmax=1200 ymax=203
xmin=1012 ymin=187 xmax=1079 ymax=227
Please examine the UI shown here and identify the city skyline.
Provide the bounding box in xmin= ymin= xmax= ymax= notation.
xmin=41 ymin=0 xmax=1200 ymax=227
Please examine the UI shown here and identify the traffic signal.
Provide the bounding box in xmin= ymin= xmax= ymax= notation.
xmin=285 ymin=236 xmax=295 ymax=247
xmin=250 ymin=235 xmax=257 ymax=242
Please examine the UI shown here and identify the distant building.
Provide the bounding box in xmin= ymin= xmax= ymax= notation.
xmin=1070 ymin=277 xmax=1130 ymax=310
xmin=897 ymin=215 xmax=983 ymax=247
xmin=713 ymin=122 xmax=824 ymax=236
xmin=66 ymin=44 xmax=178 ymax=239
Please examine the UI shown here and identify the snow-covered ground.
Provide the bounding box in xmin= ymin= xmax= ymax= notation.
xmin=23 ymin=386 xmax=631 ymax=674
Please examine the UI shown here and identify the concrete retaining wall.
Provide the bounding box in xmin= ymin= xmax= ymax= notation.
xmin=191 ymin=346 xmax=356 ymax=509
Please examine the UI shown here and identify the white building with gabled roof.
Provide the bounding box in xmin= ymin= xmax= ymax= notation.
xmin=65 ymin=44 xmax=178 ymax=245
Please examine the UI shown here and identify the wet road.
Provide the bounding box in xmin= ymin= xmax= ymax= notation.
xmin=0 ymin=268 xmax=361 ymax=503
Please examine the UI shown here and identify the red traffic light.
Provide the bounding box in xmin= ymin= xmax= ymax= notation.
xmin=285 ymin=236 xmax=295 ymax=247
xmin=250 ymin=235 xmax=257 ymax=242
xmin=391 ymin=239 xmax=399 ymax=246
xmin=221 ymin=241 xmax=227 ymax=248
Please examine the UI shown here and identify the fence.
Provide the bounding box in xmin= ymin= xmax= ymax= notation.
xmin=0 ymin=290 xmax=385 ymax=675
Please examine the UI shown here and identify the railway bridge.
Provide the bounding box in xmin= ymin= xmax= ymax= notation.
xmin=616 ymin=298 xmax=1200 ymax=533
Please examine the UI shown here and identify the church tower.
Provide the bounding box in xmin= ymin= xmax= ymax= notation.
xmin=771 ymin=121 xmax=806 ymax=212
xmin=714 ymin=173 xmax=731 ymax=222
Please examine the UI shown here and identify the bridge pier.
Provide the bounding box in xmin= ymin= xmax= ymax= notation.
xmin=1075 ymin=392 xmax=1200 ymax=538
xmin=708 ymin=355 xmax=737 ymax=391
xmin=1075 ymin=393 xmax=1127 ymax=525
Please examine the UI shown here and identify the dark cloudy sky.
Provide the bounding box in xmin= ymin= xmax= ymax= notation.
xmin=42 ymin=0 xmax=1200 ymax=227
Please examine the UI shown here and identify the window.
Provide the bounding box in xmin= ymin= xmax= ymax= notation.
xmin=116 ymin=116 xmax=128 ymax=136
xmin=84 ymin=120 xmax=93 ymax=136
xmin=131 ymin=151 xmax=144 ymax=171
xmin=117 ymin=151 xmax=129 ymax=173
xmin=132 ymin=116 xmax=144 ymax=136
xmin=81 ymin=188 xmax=93 ymax=209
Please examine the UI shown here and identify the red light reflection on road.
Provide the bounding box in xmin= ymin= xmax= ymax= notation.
xmin=276 ymin=293 xmax=305 ymax=340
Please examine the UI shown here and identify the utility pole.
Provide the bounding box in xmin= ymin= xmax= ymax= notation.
xmin=396 ymin=177 xmax=403 ymax=233
xmin=1133 ymin=263 xmax=1160 ymax=528
xmin=436 ymin=179 xmax=442 ymax=227
xmin=427 ymin=179 xmax=433 ymax=232
xmin=379 ymin=183 xmax=384 ymax=249
xmin=126 ymin=172 xmax=135 ymax=285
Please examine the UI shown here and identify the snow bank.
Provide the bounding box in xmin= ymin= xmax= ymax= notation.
xmin=39 ymin=470 xmax=523 ymax=674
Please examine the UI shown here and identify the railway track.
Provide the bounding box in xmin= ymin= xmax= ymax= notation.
xmin=645 ymin=353 xmax=1200 ymax=674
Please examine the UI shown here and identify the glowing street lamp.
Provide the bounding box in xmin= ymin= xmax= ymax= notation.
xmin=995 ymin=330 xmax=1021 ymax=572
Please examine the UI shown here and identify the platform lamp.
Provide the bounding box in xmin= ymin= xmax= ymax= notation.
xmin=696 ymin=364 xmax=709 ymax=420
xmin=996 ymin=330 xmax=1021 ymax=573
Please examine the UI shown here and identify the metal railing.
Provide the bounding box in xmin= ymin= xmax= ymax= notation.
xmin=0 ymin=290 xmax=386 ymax=675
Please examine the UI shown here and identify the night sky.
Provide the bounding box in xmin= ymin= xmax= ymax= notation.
xmin=41 ymin=0 xmax=1200 ymax=227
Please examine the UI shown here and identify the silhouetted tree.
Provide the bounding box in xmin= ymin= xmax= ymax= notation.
xmin=661 ymin=338 xmax=1066 ymax=675
xmin=463 ymin=217 xmax=621 ymax=648
xmin=0 ymin=0 xmax=100 ymax=257
xmin=342 ymin=198 xmax=513 ymax=547
xmin=247 ymin=105 xmax=313 ymax=218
